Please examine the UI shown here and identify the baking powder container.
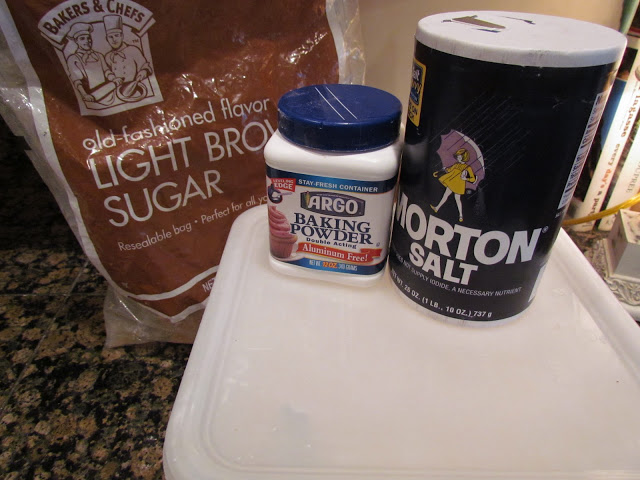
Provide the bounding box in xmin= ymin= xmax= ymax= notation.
xmin=389 ymin=12 xmax=626 ymax=323
xmin=264 ymin=84 xmax=402 ymax=286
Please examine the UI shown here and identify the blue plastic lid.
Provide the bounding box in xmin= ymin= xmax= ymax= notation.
xmin=277 ymin=84 xmax=402 ymax=152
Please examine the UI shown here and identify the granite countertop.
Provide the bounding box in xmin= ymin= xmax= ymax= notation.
xmin=0 ymin=115 xmax=627 ymax=479
xmin=0 ymin=117 xmax=191 ymax=479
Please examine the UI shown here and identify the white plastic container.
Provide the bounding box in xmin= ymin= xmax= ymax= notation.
xmin=164 ymin=205 xmax=640 ymax=480
xmin=264 ymin=84 xmax=402 ymax=286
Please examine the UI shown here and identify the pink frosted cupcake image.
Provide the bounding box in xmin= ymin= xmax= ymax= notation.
xmin=268 ymin=206 xmax=298 ymax=258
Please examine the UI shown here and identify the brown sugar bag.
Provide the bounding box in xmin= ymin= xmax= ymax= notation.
xmin=0 ymin=0 xmax=364 ymax=346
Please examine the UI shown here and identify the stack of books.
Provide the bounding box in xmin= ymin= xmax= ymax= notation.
xmin=570 ymin=1 xmax=640 ymax=231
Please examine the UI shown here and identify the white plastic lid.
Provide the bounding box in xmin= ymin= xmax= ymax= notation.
xmin=164 ymin=205 xmax=640 ymax=480
xmin=416 ymin=11 xmax=627 ymax=68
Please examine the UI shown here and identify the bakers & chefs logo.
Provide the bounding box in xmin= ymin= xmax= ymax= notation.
xmin=38 ymin=0 xmax=163 ymax=116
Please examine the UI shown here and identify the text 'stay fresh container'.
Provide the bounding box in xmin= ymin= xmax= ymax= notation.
xmin=265 ymin=84 xmax=402 ymax=286
xmin=389 ymin=12 xmax=627 ymax=322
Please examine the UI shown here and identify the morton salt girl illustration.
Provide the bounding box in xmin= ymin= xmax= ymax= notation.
xmin=430 ymin=135 xmax=485 ymax=222
xmin=264 ymin=84 xmax=402 ymax=286
xmin=431 ymin=148 xmax=475 ymax=223
xmin=389 ymin=11 xmax=626 ymax=323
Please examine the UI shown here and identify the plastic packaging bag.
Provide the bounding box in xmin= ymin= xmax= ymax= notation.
xmin=0 ymin=0 xmax=364 ymax=346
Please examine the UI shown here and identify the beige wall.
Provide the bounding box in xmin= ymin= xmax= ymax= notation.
xmin=360 ymin=0 xmax=625 ymax=110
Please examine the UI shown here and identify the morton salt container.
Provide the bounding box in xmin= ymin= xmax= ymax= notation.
xmin=389 ymin=11 xmax=626 ymax=323
xmin=264 ymin=84 xmax=402 ymax=286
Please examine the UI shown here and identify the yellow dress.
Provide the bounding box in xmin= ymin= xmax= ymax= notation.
xmin=438 ymin=163 xmax=475 ymax=195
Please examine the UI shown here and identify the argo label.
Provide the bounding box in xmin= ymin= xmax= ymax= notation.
xmin=266 ymin=166 xmax=397 ymax=275
xmin=389 ymin=17 xmax=620 ymax=322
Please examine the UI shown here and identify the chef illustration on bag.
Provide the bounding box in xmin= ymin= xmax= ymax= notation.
xmin=65 ymin=22 xmax=118 ymax=105
xmin=40 ymin=0 xmax=163 ymax=116
xmin=103 ymin=15 xmax=153 ymax=100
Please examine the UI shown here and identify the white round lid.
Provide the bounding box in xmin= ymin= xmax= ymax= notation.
xmin=416 ymin=11 xmax=627 ymax=68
